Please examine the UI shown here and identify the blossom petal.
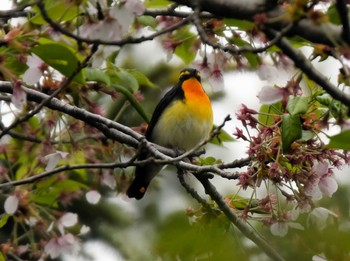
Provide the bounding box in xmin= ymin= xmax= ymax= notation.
xmin=60 ymin=212 xmax=78 ymax=228
xmin=319 ymin=176 xmax=338 ymax=197
xmin=12 ymin=82 xmax=27 ymax=110
xmin=43 ymin=151 xmax=69 ymax=171
xmin=4 ymin=195 xmax=19 ymax=214
xmin=312 ymin=162 xmax=329 ymax=177
xmin=101 ymin=172 xmax=116 ymax=189
xmin=270 ymin=222 xmax=288 ymax=237
xmin=23 ymin=67 xmax=42 ymax=85
xmin=257 ymin=85 xmax=284 ymax=104
xmin=125 ymin=0 xmax=145 ymax=15
xmin=85 ymin=190 xmax=101 ymax=205
xmin=308 ymin=207 xmax=337 ymax=230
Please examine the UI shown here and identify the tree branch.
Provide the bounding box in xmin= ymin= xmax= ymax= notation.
xmin=36 ymin=0 xmax=191 ymax=47
xmin=0 ymin=44 xmax=98 ymax=139
xmin=192 ymin=5 xmax=294 ymax=55
xmin=336 ymin=0 xmax=350 ymax=44
xmin=266 ymin=29 xmax=350 ymax=106
xmin=0 ymin=82 xmax=249 ymax=188
xmin=196 ymin=175 xmax=284 ymax=261
xmin=171 ymin=0 xmax=343 ymax=47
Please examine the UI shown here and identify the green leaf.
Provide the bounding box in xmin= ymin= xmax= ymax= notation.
xmin=85 ymin=68 xmax=111 ymax=85
xmin=210 ymin=128 xmax=235 ymax=145
xmin=112 ymin=84 xmax=150 ymax=123
xmin=316 ymin=93 xmax=332 ymax=106
xmin=115 ymin=70 xmax=139 ymax=92
xmin=144 ymin=0 xmax=172 ymax=8
xmin=31 ymin=43 xmax=84 ymax=84
xmin=286 ymin=96 xmax=309 ymax=116
xmin=258 ymin=102 xmax=283 ymax=127
xmin=223 ymin=19 xmax=254 ymax=30
xmin=281 ymin=114 xmax=302 ymax=153
xmin=136 ymin=16 xmax=157 ymax=28
xmin=300 ymin=130 xmax=316 ymax=142
xmin=198 ymin=156 xmax=219 ymax=165
xmin=327 ymin=5 xmax=341 ymax=25
xmin=244 ymin=52 xmax=259 ymax=68
xmin=327 ymin=130 xmax=350 ymax=150
xmin=127 ymin=69 xmax=158 ymax=89
xmin=31 ymin=1 xmax=81 ymax=24
xmin=0 ymin=251 xmax=5 ymax=261
xmin=229 ymin=197 xmax=259 ymax=210
xmin=0 ymin=214 xmax=10 ymax=228
xmin=173 ymin=29 xmax=197 ymax=64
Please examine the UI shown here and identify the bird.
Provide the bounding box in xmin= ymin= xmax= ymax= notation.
xmin=127 ymin=68 xmax=213 ymax=199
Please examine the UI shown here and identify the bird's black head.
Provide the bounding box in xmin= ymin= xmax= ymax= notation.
xmin=179 ymin=68 xmax=201 ymax=82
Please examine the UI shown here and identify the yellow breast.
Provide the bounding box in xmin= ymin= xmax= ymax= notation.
xmin=150 ymin=78 xmax=213 ymax=150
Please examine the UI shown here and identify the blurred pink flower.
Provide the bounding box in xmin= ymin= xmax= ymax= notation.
xmin=43 ymin=151 xmax=69 ymax=171
xmin=44 ymin=233 xmax=78 ymax=259
xmin=12 ymin=80 xmax=26 ymax=110
xmin=85 ymin=190 xmax=101 ymax=205
xmin=305 ymin=162 xmax=338 ymax=199
xmin=257 ymin=85 xmax=284 ymax=104
xmin=4 ymin=194 xmax=19 ymax=214
xmin=23 ymin=54 xmax=45 ymax=85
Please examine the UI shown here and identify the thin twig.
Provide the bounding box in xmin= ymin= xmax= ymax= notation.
xmin=196 ymin=176 xmax=284 ymax=261
xmin=0 ymin=44 xmax=98 ymax=139
xmin=177 ymin=170 xmax=214 ymax=213
xmin=336 ymin=0 xmax=350 ymax=44
xmin=192 ymin=5 xmax=294 ymax=55
xmin=266 ymin=28 xmax=350 ymax=106
xmin=36 ymin=0 xmax=191 ymax=47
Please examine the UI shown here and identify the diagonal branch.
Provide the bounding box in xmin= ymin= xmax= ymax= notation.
xmin=266 ymin=28 xmax=350 ymax=106
xmin=192 ymin=5 xmax=294 ymax=55
xmin=36 ymin=0 xmax=191 ymax=47
xmin=336 ymin=0 xmax=350 ymax=44
xmin=196 ymin=175 xmax=284 ymax=261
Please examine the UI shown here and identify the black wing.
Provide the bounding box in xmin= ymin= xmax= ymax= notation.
xmin=145 ymin=82 xmax=184 ymax=140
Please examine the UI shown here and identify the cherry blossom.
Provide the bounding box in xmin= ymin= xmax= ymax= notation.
xmin=257 ymin=85 xmax=284 ymax=104
xmin=22 ymin=54 xmax=46 ymax=86
xmin=11 ymin=80 xmax=26 ymax=110
xmin=43 ymin=151 xmax=69 ymax=171
xmin=4 ymin=194 xmax=19 ymax=214
xmin=57 ymin=212 xmax=78 ymax=234
xmin=101 ymin=171 xmax=116 ymax=189
xmin=270 ymin=218 xmax=304 ymax=237
xmin=44 ymin=233 xmax=78 ymax=259
xmin=308 ymin=207 xmax=337 ymax=230
xmin=305 ymin=162 xmax=338 ymax=200
xmin=85 ymin=190 xmax=101 ymax=205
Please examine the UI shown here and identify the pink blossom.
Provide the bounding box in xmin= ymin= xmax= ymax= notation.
xmin=305 ymin=162 xmax=338 ymax=199
xmin=209 ymin=63 xmax=225 ymax=92
xmin=44 ymin=233 xmax=78 ymax=259
xmin=257 ymin=64 xmax=292 ymax=86
xmin=257 ymin=85 xmax=284 ymax=104
xmin=43 ymin=151 xmax=69 ymax=171
xmin=11 ymin=80 xmax=27 ymax=110
xmin=125 ymin=0 xmax=145 ymax=15
xmin=57 ymin=212 xmax=78 ymax=234
xmin=23 ymin=54 xmax=45 ymax=85
xmin=85 ymin=190 xmax=101 ymax=205
xmin=308 ymin=207 xmax=337 ymax=230
xmin=4 ymin=194 xmax=19 ymax=214
xmin=305 ymin=162 xmax=338 ymax=200
xmin=270 ymin=219 xmax=304 ymax=237
xmin=101 ymin=171 xmax=116 ymax=189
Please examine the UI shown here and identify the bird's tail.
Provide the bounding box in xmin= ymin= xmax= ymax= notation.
xmin=127 ymin=164 xmax=162 ymax=199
